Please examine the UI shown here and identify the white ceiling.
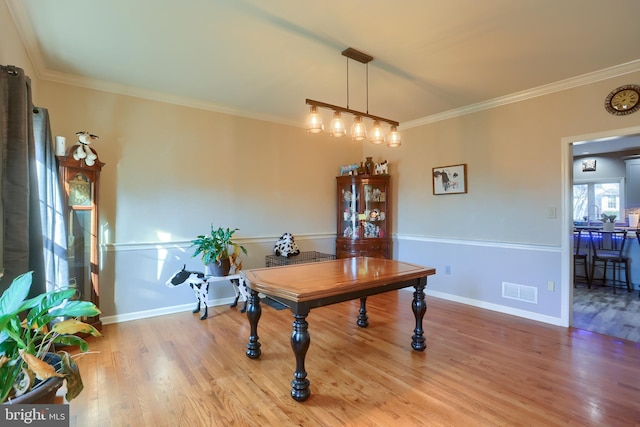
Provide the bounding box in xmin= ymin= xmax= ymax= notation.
xmin=6 ymin=0 xmax=640 ymax=133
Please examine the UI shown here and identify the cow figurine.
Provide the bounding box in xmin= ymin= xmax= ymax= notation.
xmin=273 ymin=232 xmax=300 ymax=258
xmin=374 ymin=160 xmax=388 ymax=175
xmin=166 ymin=265 xmax=249 ymax=319
xmin=73 ymin=131 xmax=99 ymax=166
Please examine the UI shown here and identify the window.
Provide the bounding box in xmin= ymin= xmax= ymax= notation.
xmin=573 ymin=180 xmax=623 ymax=222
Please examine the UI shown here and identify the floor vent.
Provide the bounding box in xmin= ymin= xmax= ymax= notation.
xmin=502 ymin=282 xmax=538 ymax=304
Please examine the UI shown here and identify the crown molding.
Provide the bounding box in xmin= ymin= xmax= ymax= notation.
xmin=8 ymin=0 xmax=640 ymax=130
xmin=39 ymin=69 xmax=302 ymax=128
xmin=401 ymin=60 xmax=640 ymax=130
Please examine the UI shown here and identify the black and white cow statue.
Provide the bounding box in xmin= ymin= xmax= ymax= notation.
xmin=166 ymin=265 xmax=249 ymax=320
xmin=273 ymin=232 xmax=300 ymax=257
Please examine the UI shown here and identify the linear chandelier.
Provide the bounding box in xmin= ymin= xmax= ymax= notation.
xmin=305 ymin=47 xmax=401 ymax=147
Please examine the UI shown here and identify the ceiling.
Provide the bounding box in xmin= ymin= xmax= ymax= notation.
xmin=6 ymin=0 xmax=640 ymax=133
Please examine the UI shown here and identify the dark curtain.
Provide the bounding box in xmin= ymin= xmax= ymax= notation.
xmin=0 ymin=65 xmax=68 ymax=295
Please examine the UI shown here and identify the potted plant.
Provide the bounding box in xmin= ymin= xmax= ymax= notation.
xmin=601 ymin=214 xmax=617 ymax=231
xmin=0 ymin=271 xmax=101 ymax=404
xmin=190 ymin=226 xmax=248 ymax=276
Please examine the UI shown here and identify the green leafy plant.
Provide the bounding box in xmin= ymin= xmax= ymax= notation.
xmin=0 ymin=271 xmax=101 ymax=403
xmin=601 ymin=214 xmax=617 ymax=223
xmin=190 ymin=226 xmax=248 ymax=267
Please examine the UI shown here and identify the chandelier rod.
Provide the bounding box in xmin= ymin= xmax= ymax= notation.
xmin=366 ymin=62 xmax=369 ymax=114
xmin=346 ymin=56 xmax=349 ymax=109
xmin=305 ymin=98 xmax=399 ymax=127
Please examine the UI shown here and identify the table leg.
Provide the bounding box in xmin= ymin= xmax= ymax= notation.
xmin=411 ymin=277 xmax=428 ymax=351
xmin=245 ymin=290 xmax=262 ymax=359
xmin=290 ymin=311 xmax=311 ymax=402
xmin=357 ymin=297 xmax=369 ymax=327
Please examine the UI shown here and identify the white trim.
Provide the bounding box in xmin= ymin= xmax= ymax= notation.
xmin=396 ymin=233 xmax=560 ymax=252
xmin=101 ymin=296 xmax=239 ymax=325
xmin=7 ymin=0 xmax=640 ymax=130
xmin=409 ymin=288 xmax=564 ymax=326
xmin=101 ymin=232 xmax=337 ymax=252
xmin=401 ymin=60 xmax=640 ymax=129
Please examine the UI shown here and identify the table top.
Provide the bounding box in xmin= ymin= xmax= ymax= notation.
xmin=575 ymin=228 xmax=638 ymax=237
xmin=242 ymin=257 xmax=435 ymax=302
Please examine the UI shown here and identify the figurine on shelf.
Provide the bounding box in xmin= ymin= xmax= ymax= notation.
xmin=365 ymin=157 xmax=374 ymax=175
xmin=340 ymin=163 xmax=359 ymax=176
xmin=374 ymin=160 xmax=389 ymax=175
xmin=73 ymin=131 xmax=100 ymax=166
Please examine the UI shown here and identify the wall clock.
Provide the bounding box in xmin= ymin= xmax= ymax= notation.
xmin=604 ymin=84 xmax=640 ymax=116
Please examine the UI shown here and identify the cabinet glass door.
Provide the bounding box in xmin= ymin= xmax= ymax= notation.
xmin=363 ymin=183 xmax=387 ymax=238
xmin=339 ymin=182 xmax=358 ymax=238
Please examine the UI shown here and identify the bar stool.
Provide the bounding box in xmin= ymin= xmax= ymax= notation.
xmin=588 ymin=230 xmax=630 ymax=294
xmin=573 ymin=229 xmax=590 ymax=286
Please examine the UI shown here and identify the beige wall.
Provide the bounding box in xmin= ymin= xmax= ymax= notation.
xmin=0 ymin=1 xmax=38 ymax=96
xmin=39 ymin=82 xmax=361 ymax=244
xmin=366 ymin=74 xmax=640 ymax=246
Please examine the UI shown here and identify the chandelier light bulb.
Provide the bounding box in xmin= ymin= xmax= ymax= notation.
xmin=369 ymin=120 xmax=384 ymax=144
xmin=386 ymin=125 xmax=401 ymax=147
xmin=351 ymin=116 xmax=367 ymax=141
xmin=305 ymin=105 xmax=324 ymax=134
xmin=330 ymin=111 xmax=346 ymax=137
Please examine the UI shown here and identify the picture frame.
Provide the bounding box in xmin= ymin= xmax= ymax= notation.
xmin=582 ymin=159 xmax=596 ymax=172
xmin=433 ymin=164 xmax=467 ymax=195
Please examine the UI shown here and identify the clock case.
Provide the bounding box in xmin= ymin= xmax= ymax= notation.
xmin=57 ymin=146 xmax=104 ymax=331
xmin=604 ymin=84 xmax=640 ymax=116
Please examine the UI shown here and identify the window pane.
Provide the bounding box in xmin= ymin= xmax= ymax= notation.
xmin=595 ymin=183 xmax=621 ymax=220
xmin=573 ymin=184 xmax=588 ymax=221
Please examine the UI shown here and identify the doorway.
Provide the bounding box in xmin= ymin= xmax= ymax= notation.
xmin=567 ymin=127 xmax=640 ymax=342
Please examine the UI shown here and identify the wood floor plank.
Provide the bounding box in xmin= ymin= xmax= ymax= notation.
xmin=69 ymin=290 xmax=640 ymax=426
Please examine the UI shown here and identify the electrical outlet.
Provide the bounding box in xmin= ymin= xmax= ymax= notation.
xmin=444 ymin=265 xmax=451 ymax=275
xmin=547 ymin=281 xmax=555 ymax=291
xmin=547 ymin=207 xmax=557 ymax=218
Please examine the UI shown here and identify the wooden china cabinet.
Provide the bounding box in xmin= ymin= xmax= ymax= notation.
xmin=57 ymin=147 xmax=104 ymax=331
xmin=336 ymin=174 xmax=391 ymax=259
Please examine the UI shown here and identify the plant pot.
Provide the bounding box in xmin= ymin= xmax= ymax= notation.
xmin=603 ymin=222 xmax=615 ymax=232
xmin=3 ymin=353 xmax=64 ymax=405
xmin=207 ymin=257 xmax=231 ymax=277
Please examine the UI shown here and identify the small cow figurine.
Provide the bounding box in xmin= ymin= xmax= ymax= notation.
xmin=73 ymin=131 xmax=99 ymax=166
xmin=273 ymin=232 xmax=300 ymax=258
xmin=166 ymin=265 xmax=249 ymax=319
xmin=374 ymin=160 xmax=388 ymax=175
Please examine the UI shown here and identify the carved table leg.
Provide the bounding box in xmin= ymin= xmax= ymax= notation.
xmin=411 ymin=277 xmax=428 ymax=351
xmin=357 ymin=297 xmax=369 ymax=327
xmin=246 ymin=290 xmax=262 ymax=359
xmin=290 ymin=311 xmax=311 ymax=402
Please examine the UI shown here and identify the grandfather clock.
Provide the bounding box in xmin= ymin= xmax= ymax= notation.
xmin=57 ymin=145 xmax=104 ymax=331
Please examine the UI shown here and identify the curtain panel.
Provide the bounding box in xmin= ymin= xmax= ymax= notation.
xmin=0 ymin=65 xmax=68 ymax=295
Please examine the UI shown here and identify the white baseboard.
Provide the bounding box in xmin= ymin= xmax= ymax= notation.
xmin=101 ymin=296 xmax=241 ymax=325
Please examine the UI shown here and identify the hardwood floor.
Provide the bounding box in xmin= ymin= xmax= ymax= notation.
xmin=69 ymin=290 xmax=640 ymax=426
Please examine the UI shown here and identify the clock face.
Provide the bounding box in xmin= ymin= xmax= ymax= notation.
xmin=605 ymin=84 xmax=640 ymax=116
xmin=69 ymin=173 xmax=92 ymax=206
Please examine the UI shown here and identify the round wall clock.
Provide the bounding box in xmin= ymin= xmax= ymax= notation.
xmin=604 ymin=84 xmax=640 ymax=116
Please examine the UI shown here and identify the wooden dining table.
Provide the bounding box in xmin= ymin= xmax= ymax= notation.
xmin=241 ymin=257 xmax=436 ymax=402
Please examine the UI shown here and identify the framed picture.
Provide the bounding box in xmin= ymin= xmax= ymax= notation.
xmin=433 ymin=164 xmax=467 ymax=195
xmin=582 ymin=159 xmax=596 ymax=172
